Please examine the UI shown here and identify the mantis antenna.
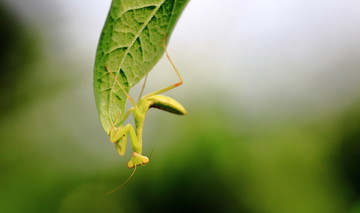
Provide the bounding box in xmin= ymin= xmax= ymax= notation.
xmin=104 ymin=165 xmax=137 ymax=195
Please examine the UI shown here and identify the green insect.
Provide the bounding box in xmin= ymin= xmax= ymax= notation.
xmin=93 ymin=0 xmax=189 ymax=168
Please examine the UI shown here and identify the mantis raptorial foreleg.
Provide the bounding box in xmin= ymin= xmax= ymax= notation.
xmin=110 ymin=124 xmax=138 ymax=151
xmin=110 ymin=124 xmax=149 ymax=167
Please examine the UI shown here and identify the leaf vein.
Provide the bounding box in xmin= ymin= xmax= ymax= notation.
xmin=107 ymin=0 xmax=165 ymax=122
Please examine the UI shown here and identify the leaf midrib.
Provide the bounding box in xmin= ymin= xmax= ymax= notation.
xmin=108 ymin=0 xmax=165 ymax=123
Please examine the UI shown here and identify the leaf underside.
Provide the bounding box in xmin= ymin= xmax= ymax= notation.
xmin=93 ymin=0 xmax=189 ymax=133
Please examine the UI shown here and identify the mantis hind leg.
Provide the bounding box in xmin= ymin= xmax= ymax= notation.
xmin=137 ymin=74 xmax=148 ymax=102
xmin=110 ymin=124 xmax=149 ymax=168
xmin=138 ymin=40 xmax=187 ymax=116
xmin=142 ymin=38 xmax=184 ymax=99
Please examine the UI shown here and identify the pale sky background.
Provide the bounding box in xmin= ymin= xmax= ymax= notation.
xmin=3 ymin=0 xmax=360 ymax=119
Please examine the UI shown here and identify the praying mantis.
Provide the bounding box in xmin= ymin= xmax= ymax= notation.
xmin=105 ymin=50 xmax=186 ymax=168
xmin=93 ymin=0 xmax=189 ymax=168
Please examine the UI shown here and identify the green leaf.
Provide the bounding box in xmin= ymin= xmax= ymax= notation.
xmin=93 ymin=0 xmax=189 ymax=133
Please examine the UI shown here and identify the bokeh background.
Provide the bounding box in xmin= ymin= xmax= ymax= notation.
xmin=1 ymin=0 xmax=360 ymax=212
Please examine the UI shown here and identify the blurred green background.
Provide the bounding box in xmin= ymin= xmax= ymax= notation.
xmin=1 ymin=0 xmax=360 ymax=212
